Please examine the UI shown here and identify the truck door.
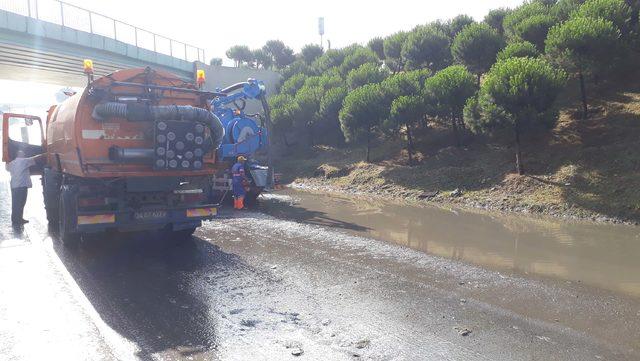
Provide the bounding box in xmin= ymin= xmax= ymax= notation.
xmin=2 ymin=113 xmax=45 ymax=173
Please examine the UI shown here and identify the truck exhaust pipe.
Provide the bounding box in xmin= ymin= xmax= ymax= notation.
xmin=108 ymin=146 xmax=155 ymax=162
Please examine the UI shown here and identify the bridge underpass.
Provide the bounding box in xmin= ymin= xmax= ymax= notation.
xmin=0 ymin=2 xmax=279 ymax=92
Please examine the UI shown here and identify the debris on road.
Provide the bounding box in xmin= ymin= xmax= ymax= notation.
xmin=355 ymin=339 xmax=370 ymax=349
xmin=290 ymin=347 xmax=304 ymax=356
xmin=454 ymin=326 xmax=472 ymax=336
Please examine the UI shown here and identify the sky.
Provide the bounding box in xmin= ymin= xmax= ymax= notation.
xmin=61 ymin=0 xmax=526 ymax=63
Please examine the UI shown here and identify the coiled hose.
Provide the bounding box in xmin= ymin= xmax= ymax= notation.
xmin=93 ymin=103 xmax=225 ymax=151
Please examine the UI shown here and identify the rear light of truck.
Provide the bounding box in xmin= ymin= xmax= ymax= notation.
xmin=78 ymin=197 xmax=108 ymax=207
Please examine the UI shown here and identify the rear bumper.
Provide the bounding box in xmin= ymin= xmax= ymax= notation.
xmin=75 ymin=204 xmax=218 ymax=233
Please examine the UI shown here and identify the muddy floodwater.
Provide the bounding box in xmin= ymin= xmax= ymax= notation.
xmin=262 ymin=188 xmax=640 ymax=298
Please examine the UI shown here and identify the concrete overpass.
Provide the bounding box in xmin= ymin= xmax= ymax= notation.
xmin=0 ymin=0 xmax=280 ymax=93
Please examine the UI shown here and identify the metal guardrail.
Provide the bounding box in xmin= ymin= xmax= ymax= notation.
xmin=0 ymin=0 xmax=205 ymax=62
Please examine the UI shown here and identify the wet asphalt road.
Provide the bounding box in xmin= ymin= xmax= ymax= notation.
xmin=1 ymin=179 xmax=640 ymax=360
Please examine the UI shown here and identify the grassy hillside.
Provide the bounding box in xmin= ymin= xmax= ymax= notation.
xmin=275 ymin=79 xmax=640 ymax=224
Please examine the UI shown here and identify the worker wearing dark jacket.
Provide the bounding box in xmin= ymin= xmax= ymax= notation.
xmin=231 ymin=155 xmax=248 ymax=210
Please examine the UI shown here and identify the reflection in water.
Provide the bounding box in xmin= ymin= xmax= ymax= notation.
xmin=263 ymin=189 xmax=640 ymax=298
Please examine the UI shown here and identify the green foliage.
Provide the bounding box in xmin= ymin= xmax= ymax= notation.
xmin=383 ymin=31 xmax=408 ymax=72
xmin=292 ymin=85 xmax=323 ymax=128
xmin=463 ymin=92 xmax=512 ymax=134
xmin=303 ymin=73 xmax=343 ymax=92
xmin=346 ymin=63 xmax=389 ymax=89
xmin=381 ymin=69 xmax=431 ymax=101
xmin=339 ymin=47 xmax=379 ymax=76
xmin=317 ymin=86 xmax=349 ymax=144
xmin=546 ymin=16 xmax=620 ymax=74
xmin=484 ymin=8 xmax=513 ymax=34
xmin=252 ymin=48 xmax=273 ymax=69
xmin=301 ymin=44 xmax=324 ymax=65
xmin=312 ymin=49 xmax=345 ymax=72
xmin=467 ymin=56 xmax=565 ymax=173
xmin=209 ymin=58 xmax=223 ymax=66
xmin=478 ymin=57 xmax=566 ymax=126
xmin=226 ymin=45 xmax=252 ymax=67
xmin=389 ymin=96 xmax=425 ymax=127
xmin=339 ymin=83 xmax=385 ymax=143
xmin=262 ymin=40 xmax=296 ymax=69
xmin=452 ymin=23 xmax=505 ymax=76
xmin=503 ymin=1 xmax=553 ymax=47
xmin=269 ymin=93 xmax=298 ymax=134
xmin=319 ymin=86 xmax=348 ymax=123
xmin=497 ymin=41 xmax=539 ymax=61
xmin=574 ymin=0 xmax=633 ymax=35
xmin=280 ymin=74 xmax=308 ymax=96
xmin=551 ymin=0 xmax=586 ymax=21
xmin=367 ymin=37 xmax=386 ymax=59
xmin=280 ymin=60 xmax=315 ymax=81
xmin=424 ymin=65 xmax=477 ymax=119
xmin=513 ymin=13 xmax=557 ymax=49
xmin=446 ymin=15 xmax=476 ymax=38
xmin=401 ymin=25 xmax=452 ymax=70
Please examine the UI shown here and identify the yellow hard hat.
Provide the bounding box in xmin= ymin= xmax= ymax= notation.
xmin=237 ymin=155 xmax=247 ymax=162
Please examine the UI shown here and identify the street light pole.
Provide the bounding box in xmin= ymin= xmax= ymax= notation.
xmin=318 ymin=17 xmax=325 ymax=49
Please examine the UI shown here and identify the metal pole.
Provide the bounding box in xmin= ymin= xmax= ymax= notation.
xmin=27 ymin=0 xmax=31 ymax=17
xmin=34 ymin=0 xmax=39 ymax=19
xmin=134 ymin=27 xmax=138 ymax=47
xmin=113 ymin=20 xmax=117 ymax=40
xmin=60 ymin=1 xmax=64 ymax=27
xmin=88 ymin=11 xmax=93 ymax=33
xmin=184 ymin=43 xmax=187 ymax=60
xmin=169 ymin=40 xmax=173 ymax=57
xmin=153 ymin=34 xmax=157 ymax=52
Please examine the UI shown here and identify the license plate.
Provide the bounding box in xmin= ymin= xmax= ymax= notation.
xmin=134 ymin=210 xmax=167 ymax=220
xmin=186 ymin=207 xmax=217 ymax=217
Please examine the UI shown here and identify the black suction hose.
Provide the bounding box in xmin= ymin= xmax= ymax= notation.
xmin=93 ymin=103 xmax=225 ymax=151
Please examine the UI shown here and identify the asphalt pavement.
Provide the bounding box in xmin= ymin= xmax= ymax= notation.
xmin=1 ymin=180 xmax=639 ymax=360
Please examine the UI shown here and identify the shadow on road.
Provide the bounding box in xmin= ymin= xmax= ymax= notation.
xmin=51 ymin=231 xmax=242 ymax=359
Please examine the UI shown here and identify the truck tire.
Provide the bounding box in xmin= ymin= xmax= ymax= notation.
xmin=43 ymin=168 xmax=61 ymax=226
xmin=58 ymin=186 xmax=81 ymax=247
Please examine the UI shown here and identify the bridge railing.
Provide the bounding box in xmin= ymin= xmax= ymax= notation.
xmin=0 ymin=0 xmax=206 ymax=62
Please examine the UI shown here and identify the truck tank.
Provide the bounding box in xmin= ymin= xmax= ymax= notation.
xmin=39 ymin=67 xmax=228 ymax=246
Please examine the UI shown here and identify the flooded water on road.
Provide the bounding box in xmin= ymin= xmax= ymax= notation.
xmin=262 ymin=188 xmax=640 ymax=298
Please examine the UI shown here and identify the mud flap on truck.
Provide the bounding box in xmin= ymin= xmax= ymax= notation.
xmin=59 ymin=185 xmax=81 ymax=247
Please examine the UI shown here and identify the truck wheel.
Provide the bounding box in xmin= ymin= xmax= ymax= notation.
xmin=43 ymin=168 xmax=61 ymax=226
xmin=58 ymin=187 xmax=81 ymax=247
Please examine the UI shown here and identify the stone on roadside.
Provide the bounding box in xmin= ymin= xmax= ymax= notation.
xmin=450 ymin=189 xmax=463 ymax=197
xmin=355 ymin=339 xmax=370 ymax=349
xmin=291 ymin=347 xmax=304 ymax=356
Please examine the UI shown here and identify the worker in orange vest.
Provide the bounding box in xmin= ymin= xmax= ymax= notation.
xmin=231 ymin=155 xmax=248 ymax=210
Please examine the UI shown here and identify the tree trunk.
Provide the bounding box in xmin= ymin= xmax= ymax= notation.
xmin=451 ymin=113 xmax=460 ymax=147
xmin=514 ymin=120 xmax=524 ymax=175
xmin=578 ymin=70 xmax=588 ymax=120
xmin=281 ymin=133 xmax=291 ymax=147
xmin=476 ymin=73 xmax=481 ymax=88
xmin=406 ymin=122 xmax=414 ymax=166
xmin=308 ymin=122 xmax=315 ymax=146
xmin=366 ymin=123 xmax=371 ymax=163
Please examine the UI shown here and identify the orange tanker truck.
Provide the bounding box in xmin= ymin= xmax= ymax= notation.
xmin=2 ymin=65 xmax=261 ymax=246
